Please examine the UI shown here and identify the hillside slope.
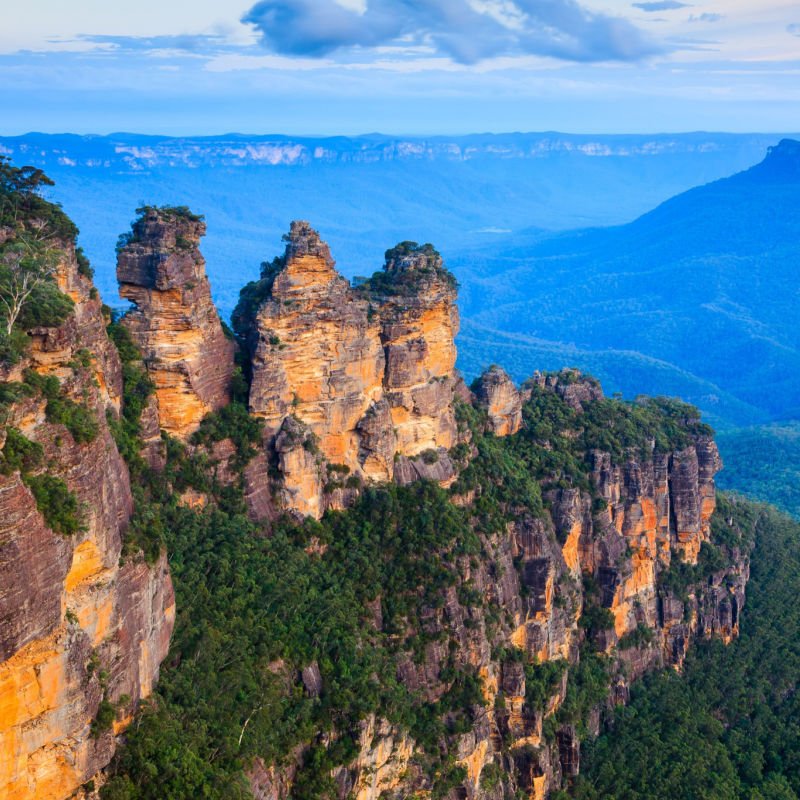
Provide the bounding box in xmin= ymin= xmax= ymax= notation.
xmin=456 ymin=139 xmax=800 ymax=429
xmin=572 ymin=502 xmax=800 ymax=799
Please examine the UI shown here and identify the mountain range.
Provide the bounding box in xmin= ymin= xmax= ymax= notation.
xmin=456 ymin=139 xmax=800 ymax=429
xmin=0 ymin=131 xmax=791 ymax=317
xmin=2 ymin=131 xmax=797 ymax=430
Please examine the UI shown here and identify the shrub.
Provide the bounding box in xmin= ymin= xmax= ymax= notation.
xmin=0 ymin=427 xmax=43 ymax=474
xmin=618 ymin=623 xmax=654 ymax=650
xmin=23 ymin=473 xmax=84 ymax=535
xmin=75 ymin=246 xmax=94 ymax=279
xmin=91 ymin=699 xmax=117 ymax=738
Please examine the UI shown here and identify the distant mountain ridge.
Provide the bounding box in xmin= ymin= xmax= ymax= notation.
xmin=0 ymin=131 xmax=792 ymax=330
xmin=456 ymin=139 xmax=800 ymax=428
xmin=2 ymin=131 xmax=791 ymax=169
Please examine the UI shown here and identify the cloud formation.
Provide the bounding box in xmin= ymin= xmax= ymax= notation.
xmin=788 ymin=23 xmax=800 ymax=37
xmin=688 ymin=13 xmax=723 ymax=23
xmin=77 ymin=34 xmax=232 ymax=53
xmin=242 ymin=0 xmax=663 ymax=64
xmin=632 ymin=1 xmax=689 ymax=11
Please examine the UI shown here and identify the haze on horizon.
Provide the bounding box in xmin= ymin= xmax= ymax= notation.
xmin=1 ymin=0 xmax=799 ymax=136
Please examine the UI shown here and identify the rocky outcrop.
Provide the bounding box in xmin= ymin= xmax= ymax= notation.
xmin=117 ymin=206 xmax=234 ymax=438
xmin=368 ymin=241 xmax=460 ymax=458
xmin=246 ymin=222 xmax=389 ymax=481
xmin=0 ymin=238 xmax=174 ymax=800
xmin=525 ymin=370 xmax=603 ymax=412
xmin=238 ymin=224 xmax=462 ymax=517
xmin=474 ymin=365 xmax=523 ymax=437
xmin=245 ymin=368 xmax=747 ymax=800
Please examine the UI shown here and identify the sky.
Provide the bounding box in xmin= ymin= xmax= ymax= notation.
xmin=1 ymin=0 xmax=799 ymax=135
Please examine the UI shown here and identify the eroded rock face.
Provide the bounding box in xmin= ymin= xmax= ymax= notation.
xmin=246 ymin=370 xmax=745 ymax=800
xmin=474 ymin=366 xmax=523 ymax=437
xmin=0 ymin=242 xmax=174 ymax=800
xmin=525 ymin=370 xmax=604 ymax=412
xmin=241 ymin=224 xmax=461 ymax=517
xmin=370 ymin=242 xmax=460 ymax=458
xmin=247 ymin=222 xmax=390 ymax=481
xmin=117 ymin=207 xmax=234 ymax=438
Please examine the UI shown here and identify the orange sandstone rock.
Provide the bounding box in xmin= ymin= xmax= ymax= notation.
xmin=0 ymin=239 xmax=174 ymax=800
xmin=117 ymin=207 xmax=234 ymax=438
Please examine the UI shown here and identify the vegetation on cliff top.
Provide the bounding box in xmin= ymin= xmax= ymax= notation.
xmin=356 ymin=240 xmax=459 ymax=298
xmin=0 ymin=158 xmax=78 ymax=364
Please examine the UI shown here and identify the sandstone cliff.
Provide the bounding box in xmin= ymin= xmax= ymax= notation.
xmin=235 ymin=224 xmax=461 ymax=518
xmin=233 ymin=370 xmax=748 ymax=800
xmin=117 ymin=206 xmax=234 ymax=439
xmin=0 ymin=234 xmax=174 ymax=800
xmin=1 ymin=174 xmax=753 ymax=800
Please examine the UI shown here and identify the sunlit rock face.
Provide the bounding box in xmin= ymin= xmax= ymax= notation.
xmin=247 ymin=222 xmax=391 ymax=481
xmin=0 ymin=242 xmax=174 ymax=800
xmin=117 ymin=207 xmax=234 ymax=439
xmin=474 ymin=365 xmax=523 ymax=437
xmin=239 ymin=224 xmax=461 ymax=518
xmin=369 ymin=241 xmax=461 ymax=459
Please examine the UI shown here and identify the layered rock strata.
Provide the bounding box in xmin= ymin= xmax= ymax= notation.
xmin=117 ymin=206 xmax=234 ymax=438
xmin=241 ymin=372 xmax=746 ymax=800
xmin=0 ymin=237 xmax=174 ymax=800
xmin=240 ymin=224 xmax=461 ymax=517
xmin=474 ymin=365 xmax=523 ymax=436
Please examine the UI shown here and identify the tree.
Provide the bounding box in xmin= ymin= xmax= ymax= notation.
xmin=0 ymin=219 xmax=61 ymax=336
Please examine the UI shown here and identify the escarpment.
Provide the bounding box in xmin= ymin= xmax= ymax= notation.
xmin=221 ymin=370 xmax=749 ymax=800
xmin=117 ymin=206 xmax=234 ymax=438
xmin=0 ymin=226 xmax=174 ymax=799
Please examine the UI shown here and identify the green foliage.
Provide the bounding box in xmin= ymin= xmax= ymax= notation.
xmin=0 ymin=427 xmax=43 ymax=474
xmin=0 ymin=156 xmax=77 ymax=240
xmin=8 ymin=276 xmax=74 ymax=330
xmin=0 ymin=158 xmax=78 ymax=363
xmin=556 ymin=648 xmax=610 ymax=739
xmin=617 ymin=623 xmax=654 ymax=651
xmin=75 ymin=246 xmax=94 ymax=279
xmin=231 ymin=257 xmax=285 ymax=344
xmin=573 ymin=501 xmax=800 ymax=800
xmin=23 ymin=473 xmax=84 ymax=535
xmin=46 ymin=393 xmax=99 ymax=443
xmin=525 ymin=659 xmax=567 ymax=712
xmin=95 ymin=361 xmax=723 ymax=799
xmin=104 ymin=460 xmax=485 ymax=797
xmin=0 ymin=327 xmax=31 ymax=365
xmin=191 ymin=402 xmax=264 ymax=469
xmin=421 ymin=448 xmax=440 ymax=465
xmin=116 ymin=205 xmax=204 ymax=253
xmin=106 ymin=319 xmax=154 ymax=471
xmin=91 ymin=699 xmax=118 ymax=738
xmin=481 ymin=762 xmax=503 ymax=792
xmin=356 ymin=241 xmax=458 ymax=298
xmin=717 ymin=422 xmax=800 ymax=519
xmin=578 ymin=603 xmax=615 ymax=639
xmin=658 ymin=501 xmax=755 ymax=603
xmin=22 ymin=368 xmax=99 ymax=444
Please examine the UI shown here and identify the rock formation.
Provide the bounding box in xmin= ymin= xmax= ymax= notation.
xmin=234 ymin=369 xmax=747 ymax=800
xmin=237 ymin=224 xmax=461 ymax=517
xmin=0 ymin=236 xmax=174 ymax=800
xmin=474 ymin=365 xmax=523 ymax=436
xmin=246 ymin=222 xmax=389 ymax=479
xmin=367 ymin=241 xmax=460 ymax=458
xmin=117 ymin=206 xmax=234 ymax=438
xmin=1 ymin=178 xmax=753 ymax=800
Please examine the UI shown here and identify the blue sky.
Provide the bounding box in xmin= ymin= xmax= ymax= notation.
xmin=2 ymin=0 xmax=799 ymax=135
